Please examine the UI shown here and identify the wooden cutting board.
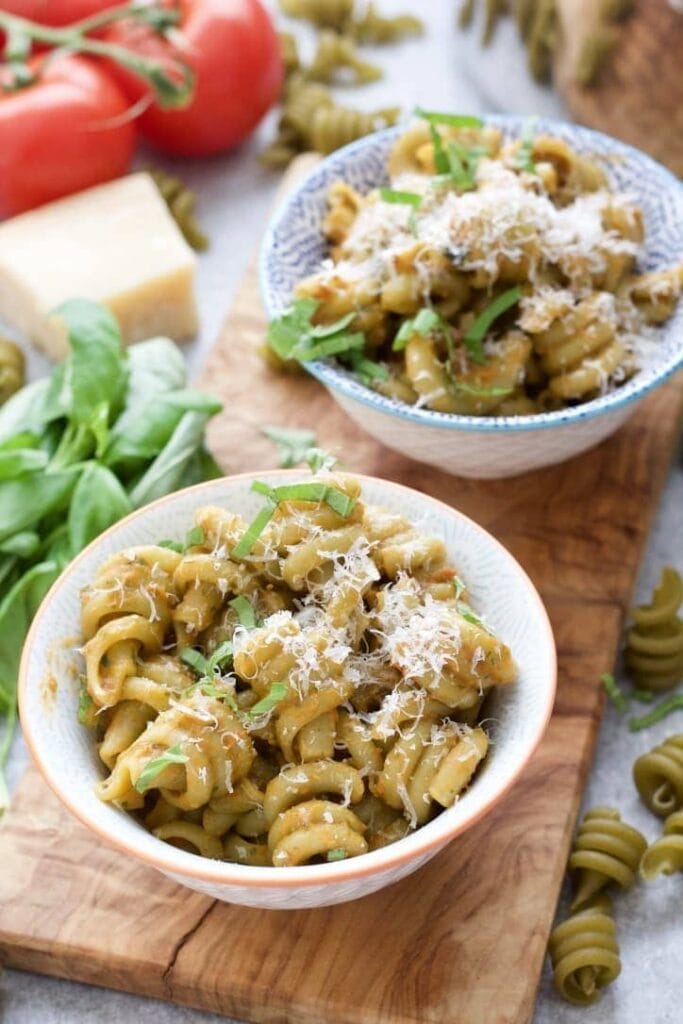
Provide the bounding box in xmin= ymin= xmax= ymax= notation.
xmin=1 ymin=156 xmax=682 ymax=1024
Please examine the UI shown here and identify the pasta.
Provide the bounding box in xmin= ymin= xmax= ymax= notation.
xmin=633 ymin=734 xmax=683 ymax=817
xmin=548 ymin=894 xmax=621 ymax=1006
xmin=0 ymin=336 xmax=25 ymax=405
xmin=639 ymin=810 xmax=683 ymax=881
xmin=350 ymin=3 xmax=422 ymax=44
xmin=624 ymin=567 xmax=683 ymax=692
xmin=283 ymin=112 xmax=683 ymax=416
xmin=306 ymin=30 xmax=383 ymax=85
xmin=77 ymin=473 xmax=517 ymax=865
xmin=148 ymin=168 xmax=209 ymax=252
xmin=280 ymin=0 xmax=423 ymax=40
xmin=280 ymin=0 xmax=354 ymax=30
xmin=568 ymin=806 xmax=647 ymax=909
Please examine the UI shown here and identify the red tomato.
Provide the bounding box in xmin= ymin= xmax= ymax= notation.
xmin=0 ymin=1 xmax=114 ymax=25
xmin=0 ymin=54 xmax=136 ymax=218
xmin=104 ymin=0 xmax=283 ymax=157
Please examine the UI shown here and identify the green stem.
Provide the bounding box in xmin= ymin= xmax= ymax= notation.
xmin=0 ymin=8 xmax=193 ymax=109
xmin=71 ymin=1 xmax=180 ymax=36
xmin=0 ymin=699 xmax=17 ymax=813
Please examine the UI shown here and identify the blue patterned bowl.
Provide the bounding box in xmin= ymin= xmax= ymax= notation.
xmin=260 ymin=117 xmax=683 ymax=478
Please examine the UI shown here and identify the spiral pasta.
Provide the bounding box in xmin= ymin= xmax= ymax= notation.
xmin=306 ymin=30 xmax=382 ymax=85
xmin=280 ymin=0 xmax=354 ymax=29
xmin=78 ymin=473 xmax=517 ymax=865
xmin=633 ymin=734 xmax=683 ymax=817
xmin=350 ymin=3 xmax=422 ymax=43
xmin=0 ymin=336 xmax=25 ymax=405
xmin=148 ymin=168 xmax=209 ymax=252
xmin=624 ymin=567 xmax=683 ymax=692
xmin=639 ymin=810 xmax=683 ymax=881
xmin=568 ymin=806 xmax=647 ymax=909
xmin=285 ymin=113 xmax=683 ymax=417
xmin=548 ymin=894 xmax=621 ymax=1006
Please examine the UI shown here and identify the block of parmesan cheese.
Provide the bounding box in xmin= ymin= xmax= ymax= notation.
xmin=0 ymin=173 xmax=198 ymax=359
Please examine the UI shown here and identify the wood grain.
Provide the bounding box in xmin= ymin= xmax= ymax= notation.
xmin=555 ymin=0 xmax=683 ymax=176
xmin=1 ymin=155 xmax=682 ymax=1024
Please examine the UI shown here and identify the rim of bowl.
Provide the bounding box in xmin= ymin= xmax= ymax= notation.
xmin=259 ymin=116 xmax=683 ymax=435
xmin=19 ymin=470 xmax=557 ymax=889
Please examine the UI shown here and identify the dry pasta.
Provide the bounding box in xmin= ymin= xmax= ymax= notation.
xmin=77 ymin=473 xmax=517 ymax=865
xmin=548 ymin=894 xmax=621 ymax=1006
xmin=305 ymin=30 xmax=383 ymax=85
xmin=633 ymin=734 xmax=683 ymax=817
xmin=624 ymin=567 xmax=683 ymax=692
xmin=639 ymin=810 xmax=683 ymax=880
xmin=568 ymin=806 xmax=646 ymax=910
xmin=283 ymin=112 xmax=683 ymax=416
xmin=148 ymin=168 xmax=209 ymax=252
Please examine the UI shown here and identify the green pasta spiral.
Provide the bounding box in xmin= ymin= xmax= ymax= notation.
xmin=308 ymin=104 xmax=400 ymax=155
xmin=548 ymin=894 xmax=621 ymax=1006
xmin=149 ymin=168 xmax=209 ymax=252
xmin=633 ymin=734 xmax=683 ymax=817
xmin=639 ymin=810 xmax=683 ymax=881
xmin=569 ymin=806 xmax=647 ymax=910
xmin=280 ymin=0 xmax=354 ymax=30
xmin=350 ymin=3 xmax=423 ymax=43
xmin=0 ymin=337 xmax=25 ymax=405
xmin=624 ymin=567 xmax=683 ymax=692
xmin=306 ymin=29 xmax=383 ymax=85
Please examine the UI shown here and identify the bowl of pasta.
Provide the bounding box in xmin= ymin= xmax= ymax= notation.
xmin=19 ymin=470 xmax=556 ymax=909
xmin=260 ymin=112 xmax=683 ymax=478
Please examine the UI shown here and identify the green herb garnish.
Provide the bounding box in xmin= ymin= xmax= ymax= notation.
xmin=347 ymin=350 xmax=390 ymax=384
xmin=249 ymin=680 xmax=289 ymax=717
xmin=77 ymin=684 xmax=94 ymax=726
xmin=160 ymin=525 xmax=206 ymax=553
xmin=516 ymin=117 xmax=537 ymax=174
xmin=327 ymin=847 xmax=348 ymax=862
xmin=135 ymin=744 xmax=189 ymax=793
xmin=457 ymin=601 xmax=485 ymax=628
xmin=600 ymin=672 xmax=629 ymax=713
xmin=454 ymin=383 xmax=514 ymax=398
xmin=452 ymin=574 xmax=466 ymax=601
xmin=428 ymin=123 xmax=449 ymax=174
xmin=463 ymin=286 xmax=522 ymax=363
xmin=444 ymin=142 xmax=486 ymax=192
xmin=415 ymin=108 xmax=483 ymax=128
xmin=262 ymin=425 xmax=317 ymax=468
xmin=393 ymin=308 xmax=443 ymax=351
xmin=305 ymin=447 xmax=337 ymax=474
xmin=181 ymin=646 xmax=212 ymax=677
xmin=229 ymin=595 xmax=258 ymax=629
xmin=379 ymin=187 xmax=422 ymax=207
xmin=628 ymin=695 xmax=683 ymax=733
xmin=233 ymin=479 xmax=357 ymax=558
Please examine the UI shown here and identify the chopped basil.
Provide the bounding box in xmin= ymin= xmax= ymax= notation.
xmin=457 ymin=601 xmax=484 ymax=627
xmin=309 ymin=312 xmax=356 ymax=338
xmin=516 ymin=117 xmax=537 ymax=174
xmin=600 ymin=672 xmax=628 ymax=713
xmin=347 ymin=349 xmax=389 ymax=384
xmin=229 ymin=595 xmax=258 ymax=629
xmin=428 ymin=123 xmax=450 ymax=175
xmin=463 ymin=286 xmax=522 ymax=363
xmin=415 ymin=108 xmax=483 ymax=128
xmin=158 ymin=525 xmax=205 ymax=554
xmin=326 ymin=847 xmax=347 ymax=862
xmin=267 ymin=300 xmax=364 ymax=364
xmin=452 ymin=574 xmax=466 ymax=601
xmin=77 ymin=684 xmax=94 ymax=726
xmin=267 ymin=298 xmax=319 ymax=362
xmin=183 ymin=678 xmax=238 ymax=708
xmin=454 ymin=382 xmax=514 ymax=398
xmin=249 ymin=680 xmax=288 ymax=717
xmin=629 ymin=695 xmax=683 ymax=733
xmin=379 ymin=187 xmax=422 ymax=207
xmin=305 ymin=447 xmax=337 ymax=474
xmin=135 ymin=744 xmax=188 ymax=793
xmin=233 ymin=479 xmax=356 ymax=558
xmin=207 ymin=640 xmax=235 ymax=673
xmin=393 ymin=308 xmax=442 ymax=351
xmin=180 ymin=646 xmax=212 ymax=677
xmin=262 ymin=425 xmax=317 ymax=469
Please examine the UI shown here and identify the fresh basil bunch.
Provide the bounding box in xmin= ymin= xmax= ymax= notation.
xmin=0 ymin=299 xmax=222 ymax=807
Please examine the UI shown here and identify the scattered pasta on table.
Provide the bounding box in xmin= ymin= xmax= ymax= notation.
xmin=77 ymin=473 xmax=517 ymax=866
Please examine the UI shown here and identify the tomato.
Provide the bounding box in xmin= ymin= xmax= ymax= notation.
xmin=0 ymin=1 xmax=114 ymax=26
xmin=0 ymin=54 xmax=136 ymax=218
xmin=104 ymin=0 xmax=283 ymax=157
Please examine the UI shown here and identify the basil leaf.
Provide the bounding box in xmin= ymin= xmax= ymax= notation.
xmin=429 ymin=123 xmax=450 ymax=174
xmin=346 ymin=350 xmax=389 ymax=384
xmin=0 ymin=531 xmax=40 ymax=559
xmin=415 ymin=108 xmax=483 ymax=128
xmin=393 ymin=308 xmax=442 ymax=351
xmin=262 ymin=425 xmax=317 ymax=468
xmin=516 ymin=117 xmax=537 ymax=174
xmin=452 ymin=574 xmax=466 ymax=601
xmin=135 ymin=744 xmax=189 ymax=793
xmin=68 ymin=462 xmax=132 ymax=554
xmin=0 ymin=447 xmax=48 ymax=480
xmin=107 ymin=337 xmax=187 ymax=445
xmin=457 ymin=601 xmax=485 ymax=627
xmin=105 ymin=390 xmax=222 ymax=472
xmin=0 ymin=467 xmax=80 ymax=543
xmin=181 ymin=647 xmax=212 ymax=677
xmin=185 ymin=526 xmax=205 ymax=548
xmin=128 ymin=410 xmax=216 ymax=508
xmin=229 ymin=596 xmax=258 ymax=629
xmin=158 ymin=539 xmax=184 ymax=553
xmin=327 ymin=847 xmax=347 ymax=862
xmin=379 ymin=188 xmax=422 ymax=207
xmin=295 ymin=331 xmax=365 ymax=362
xmin=0 ymin=561 xmax=60 ymax=705
xmin=308 ymin=312 xmax=356 ymax=338
xmin=0 ymin=378 xmax=53 ymax=444
xmin=232 ymin=502 xmax=276 ymax=559
xmin=463 ymin=286 xmax=522 ymax=363
xmin=267 ymin=298 xmax=320 ymax=361
xmin=249 ymin=681 xmax=288 ymax=717
xmin=207 ymin=641 xmax=234 ymax=674
xmin=52 ymin=299 xmax=128 ymax=429
xmin=305 ymin=448 xmax=337 ymax=473
xmin=454 ymin=383 xmax=514 ymax=398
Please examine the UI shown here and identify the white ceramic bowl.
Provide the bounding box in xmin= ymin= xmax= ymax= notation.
xmin=20 ymin=472 xmax=556 ymax=909
xmin=260 ymin=117 xmax=683 ymax=478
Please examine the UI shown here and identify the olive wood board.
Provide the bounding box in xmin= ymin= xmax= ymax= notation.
xmin=1 ymin=155 xmax=682 ymax=1024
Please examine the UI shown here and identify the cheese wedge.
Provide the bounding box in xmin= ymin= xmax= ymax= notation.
xmin=0 ymin=173 xmax=198 ymax=359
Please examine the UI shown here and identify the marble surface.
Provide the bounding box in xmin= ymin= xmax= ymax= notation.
xmin=2 ymin=1 xmax=682 ymax=1021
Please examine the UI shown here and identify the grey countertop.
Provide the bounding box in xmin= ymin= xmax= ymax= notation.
xmin=2 ymin=2 xmax=682 ymax=1021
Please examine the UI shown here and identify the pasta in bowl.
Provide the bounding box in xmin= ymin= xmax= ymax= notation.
xmin=260 ymin=114 xmax=683 ymax=477
xmin=19 ymin=472 xmax=555 ymax=909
